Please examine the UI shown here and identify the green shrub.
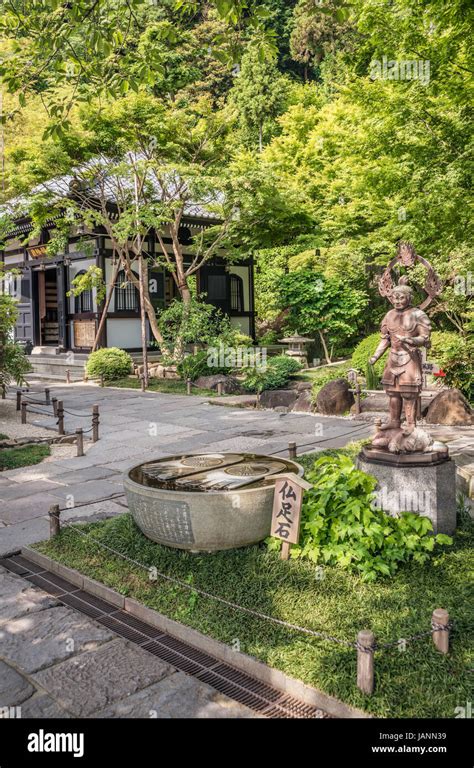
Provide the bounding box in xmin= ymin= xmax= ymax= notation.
xmin=0 ymin=342 xmax=32 ymax=390
xmin=309 ymin=362 xmax=351 ymax=399
xmin=268 ymin=455 xmax=452 ymax=581
xmin=242 ymin=355 xmax=301 ymax=393
xmin=86 ymin=347 xmax=133 ymax=381
xmin=176 ymin=350 xmax=230 ymax=381
xmin=430 ymin=331 xmax=473 ymax=401
xmin=351 ymin=332 xmax=385 ymax=377
xmin=257 ymin=329 xmax=279 ymax=345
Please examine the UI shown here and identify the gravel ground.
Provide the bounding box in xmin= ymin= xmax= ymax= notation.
xmin=0 ymin=399 xmax=52 ymax=439
xmin=0 ymin=399 xmax=77 ymax=460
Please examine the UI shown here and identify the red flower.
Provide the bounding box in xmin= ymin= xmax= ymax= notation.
xmin=434 ymin=369 xmax=446 ymax=378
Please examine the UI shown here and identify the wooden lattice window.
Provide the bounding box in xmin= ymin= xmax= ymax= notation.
xmin=115 ymin=270 xmax=139 ymax=311
xmin=230 ymin=274 xmax=244 ymax=312
xmin=74 ymin=271 xmax=93 ymax=314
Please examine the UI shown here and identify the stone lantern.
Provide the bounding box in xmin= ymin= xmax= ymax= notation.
xmin=278 ymin=331 xmax=313 ymax=368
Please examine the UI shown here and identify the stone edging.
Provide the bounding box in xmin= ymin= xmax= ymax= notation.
xmin=21 ymin=545 xmax=370 ymax=719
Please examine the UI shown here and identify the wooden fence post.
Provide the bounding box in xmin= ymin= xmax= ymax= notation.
xmin=357 ymin=629 xmax=375 ymax=695
xmin=288 ymin=441 xmax=297 ymax=459
xmin=76 ymin=428 xmax=84 ymax=457
xmin=21 ymin=401 xmax=27 ymax=424
xmin=48 ymin=504 xmax=61 ymax=538
xmin=355 ymin=383 xmax=361 ymax=415
xmin=66 ymin=369 xmax=71 ymax=385
xmin=92 ymin=404 xmax=99 ymax=442
xmin=16 ymin=389 xmax=22 ymax=411
xmin=217 ymin=381 xmax=223 ymax=396
xmin=432 ymin=608 xmax=450 ymax=654
xmin=57 ymin=400 xmax=64 ymax=435
xmin=52 ymin=397 xmax=58 ymax=417
xmin=44 ymin=387 xmax=51 ymax=405
xmin=186 ymin=378 xmax=192 ymax=395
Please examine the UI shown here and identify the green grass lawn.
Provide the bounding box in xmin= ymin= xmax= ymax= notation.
xmin=105 ymin=376 xmax=218 ymax=397
xmin=0 ymin=442 xmax=50 ymax=471
xmin=35 ymin=495 xmax=473 ymax=718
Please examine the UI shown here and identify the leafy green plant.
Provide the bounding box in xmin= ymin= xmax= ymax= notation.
xmin=430 ymin=331 xmax=473 ymax=401
xmin=268 ymin=455 xmax=452 ymax=581
xmin=281 ymin=270 xmax=368 ymax=363
xmin=0 ymin=265 xmax=32 ymax=390
xmin=176 ymin=350 xmax=230 ymax=381
xmin=86 ymin=347 xmax=133 ymax=381
xmin=365 ymin=361 xmax=381 ymax=390
xmin=0 ymin=341 xmax=32 ymax=390
xmin=242 ymin=354 xmax=301 ymax=393
xmin=309 ymin=362 xmax=351 ymax=399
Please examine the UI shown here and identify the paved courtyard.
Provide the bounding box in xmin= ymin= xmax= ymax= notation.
xmin=0 ymin=383 xmax=372 ymax=556
xmin=0 ymin=563 xmax=256 ymax=718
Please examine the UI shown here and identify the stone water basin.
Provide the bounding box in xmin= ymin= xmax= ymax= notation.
xmin=124 ymin=452 xmax=304 ymax=552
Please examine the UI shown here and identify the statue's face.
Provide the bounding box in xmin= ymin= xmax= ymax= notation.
xmin=392 ymin=290 xmax=411 ymax=310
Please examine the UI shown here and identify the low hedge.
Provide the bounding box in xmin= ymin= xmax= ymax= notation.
xmin=86 ymin=347 xmax=133 ymax=381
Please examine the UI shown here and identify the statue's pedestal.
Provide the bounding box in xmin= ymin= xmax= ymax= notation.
xmin=357 ymin=447 xmax=456 ymax=535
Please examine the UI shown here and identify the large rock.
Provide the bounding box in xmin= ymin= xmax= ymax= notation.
xmin=291 ymin=390 xmax=314 ymax=413
xmin=194 ymin=374 xmax=242 ymax=394
xmin=350 ymin=393 xmax=388 ymax=414
xmin=259 ymin=389 xmax=298 ymax=409
xmin=316 ymin=378 xmax=354 ymax=415
xmin=148 ymin=364 xmax=165 ymax=379
xmin=287 ymin=380 xmax=313 ymax=392
xmin=425 ymin=389 xmax=473 ymax=425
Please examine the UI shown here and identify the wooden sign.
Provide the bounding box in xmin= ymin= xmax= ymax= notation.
xmin=73 ymin=320 xmax=96 ymax=348
xmin=422 ymin=361 xmax=440 ymax=373
xmin=271 ymin=473 xmax=312 ymax=560
xmin=27 ymin=245 xmax=48 ymax=259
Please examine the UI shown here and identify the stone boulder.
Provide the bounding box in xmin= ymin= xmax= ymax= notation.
xmin=287 ymin=380 xmax=313 ymax=392
xmin=350 ymin=393 xmax=388 ymax=414
xmin=316 ymin=378 xmax=354 ymax=415
xmin=259 ymin=389 xmax=298 ymax=410
xmin=148 ymin=364 xmax=165 ymax=379
xmin=291 ymin=390 xmax=314 ymax=413
xmin=425 ymin=389 xmax=473 ymax=425
xmin=194 ymin=374 xmax=242 ymax=394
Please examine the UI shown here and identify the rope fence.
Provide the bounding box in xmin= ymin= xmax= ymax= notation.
xmin=16 ymin=389 xmax=101 ymax=454
xmin=47 ymin=500 xmax=458 ymax=696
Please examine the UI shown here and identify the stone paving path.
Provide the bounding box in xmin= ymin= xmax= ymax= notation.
xmin=0 ymin=565 xmax=256 ymax=718
xmin=0 ymin=383 xmax=372 ymax=556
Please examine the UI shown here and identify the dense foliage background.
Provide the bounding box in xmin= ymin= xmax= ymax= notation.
xmin=1 ymin=0 xmax=472 ymax=361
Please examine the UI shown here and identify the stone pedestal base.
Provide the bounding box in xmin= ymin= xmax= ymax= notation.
xmin=356 ymin=451 xmax=457 ymax=535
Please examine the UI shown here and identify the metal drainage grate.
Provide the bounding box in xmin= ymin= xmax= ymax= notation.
xmin=1 ymin=555 xmax=330 ymax=719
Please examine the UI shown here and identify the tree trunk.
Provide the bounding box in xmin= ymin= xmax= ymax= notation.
xmin=124 ymin=264 xmax=167 ymax=352
xmin=138 ymin=254 xmax=149 ymax=390
xmin=318 ymin=330 xmax=332 ymax=364
xmin=91 ymin=259 xmax=120 ymax=354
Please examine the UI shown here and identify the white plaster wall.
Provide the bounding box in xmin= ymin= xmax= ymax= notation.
xmin=106 ymin=318 xmax=142 ymax=349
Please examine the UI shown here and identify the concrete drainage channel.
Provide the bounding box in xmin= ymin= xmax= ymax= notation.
xmin=1 ymin=554 xmax=331 ymax=719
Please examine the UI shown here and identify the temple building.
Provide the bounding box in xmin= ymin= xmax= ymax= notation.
xmin=1 ymin=209 xmax=256 ymax=369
